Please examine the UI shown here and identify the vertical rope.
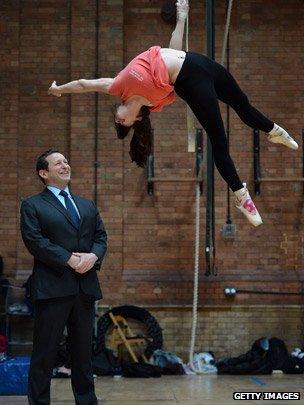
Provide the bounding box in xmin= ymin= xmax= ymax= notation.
xmin=185 ymin=13 xmax=189 ymax=52
xmin=185 ymin=12 xmax=196 ymax=152
xmin=189 ymin=182 xmax=201 ymax=367
xmin=186 ymin=2 xmax=200 ymax=367
xmin=220 ymin=0 xmax=233 ymax=66
xmin=187 ymin=1 xmax=201 ymax=372
xmin=188 ymin=0 xmax=233 ymax=372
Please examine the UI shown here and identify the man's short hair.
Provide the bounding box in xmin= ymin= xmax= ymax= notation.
xmin=36 ymin=148 xmax=60 ymax=184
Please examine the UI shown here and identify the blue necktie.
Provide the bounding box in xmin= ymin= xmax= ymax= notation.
xmin=59 ymin=190 xmax=80 ymax=228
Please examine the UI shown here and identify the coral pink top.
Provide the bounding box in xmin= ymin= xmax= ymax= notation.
xmin=108 ymin=46 xmax=176 ymax=112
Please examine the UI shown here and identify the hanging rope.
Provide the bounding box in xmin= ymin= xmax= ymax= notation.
xmin=221 ymin=0 xmax=233 ymax=66
xmin=185 ymin=12 xmax=189 ymax=52
xmin=185 ymin=11 xmax=197 ymax=152
xmin=185 ymin=7 xmax=202 ymax=369
xmin=188 ymin=0 xmax=233 ymax=372
xmin=186 ymin=0 xmax=205 ymax=373
xmin=189 ymin=182 xmax=201 ymax=368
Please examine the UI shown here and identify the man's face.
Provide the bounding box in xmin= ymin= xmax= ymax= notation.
xmin=39 ymin=153 xmax=71 ymax=188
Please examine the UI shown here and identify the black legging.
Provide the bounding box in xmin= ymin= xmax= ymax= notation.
xmin=174 ymin=52 xmax=274 ymax=192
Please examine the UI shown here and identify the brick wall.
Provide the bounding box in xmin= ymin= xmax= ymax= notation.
xmin=1 ymin=0 xmax=303 ymax=355
xmin=97 ymin=305 xmax=304 ymax=360
xmin=150 ymin=306 xmax=304 ymax=360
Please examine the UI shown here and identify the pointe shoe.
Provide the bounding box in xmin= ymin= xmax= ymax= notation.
xmin=235 ymin=184 xmax=263 ymax=227
xmin=268 ymin=124 xmax=298 ymax=150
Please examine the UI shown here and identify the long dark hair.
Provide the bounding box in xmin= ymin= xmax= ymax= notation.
xmin=114 ymin=106 xmax=152 ymax=167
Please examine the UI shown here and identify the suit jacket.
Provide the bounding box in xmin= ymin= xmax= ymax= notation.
xmin=20 ymin=188 xmax=107 ymax=301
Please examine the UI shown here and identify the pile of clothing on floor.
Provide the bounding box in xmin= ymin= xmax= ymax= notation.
xmin=53 ymin=337 xmax=304 ymax=379
xmin=92 ymin=349 xmax=218 ymax=378
xmin=216 ymin=337 xmax=304 ymax=375
xmin=92 ymin=348 xmax=186 ymax=378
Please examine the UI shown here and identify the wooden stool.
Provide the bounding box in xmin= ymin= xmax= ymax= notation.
xmin=108 ymin=312 xmax=152 ymax=363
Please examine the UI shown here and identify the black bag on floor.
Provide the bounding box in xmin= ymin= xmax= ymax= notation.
xmin=267 ymin=337 xmax=290 ymax=370
xmin=281 ymin=356 xmax=304 ymax=374
xmin=161 ymin=363 xmax=185 ymax=375
xmin=92 ymin=348 xmax=122 ymax=376
xmin=216 ymin=338 xmax=273 ymax=375
xmin=217 ymin=337 xmax=304 ymax=375
xmin=121 ymin=362 xmax=162 ymax=378
xmin=267 ymin=338 xmax=304 ymax=374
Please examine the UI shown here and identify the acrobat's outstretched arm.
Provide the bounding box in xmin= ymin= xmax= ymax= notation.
xmin=169 ymin=0 xmax=189 ymax=50
xmin=48 ymin=78 xmax=113 ymax=97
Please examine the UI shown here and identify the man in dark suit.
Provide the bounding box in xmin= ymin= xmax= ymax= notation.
xmin=20 ymin=148 xmax=107 ymax=405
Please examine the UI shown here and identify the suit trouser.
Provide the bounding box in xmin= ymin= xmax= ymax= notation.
xmin=28 ymin=293 xmax=98 ymax=405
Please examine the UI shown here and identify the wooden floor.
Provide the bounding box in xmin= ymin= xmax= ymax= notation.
xmin=0 ymin=374 xmax=303 ymax=404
